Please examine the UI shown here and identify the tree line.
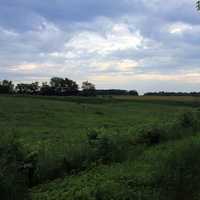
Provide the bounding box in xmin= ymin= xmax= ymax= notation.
xmin=144 ymin=91 xmax=200 ymax=96
xmin=2 ymin=78 xmax=200 ymax=97
xmin=0 ymin=77 xmax=139 ymax=96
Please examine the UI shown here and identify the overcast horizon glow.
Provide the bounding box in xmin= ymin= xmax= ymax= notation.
xmin=0 ymin=0 xmax=200 ymax=93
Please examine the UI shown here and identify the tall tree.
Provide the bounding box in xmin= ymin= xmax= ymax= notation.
xmin=50 ymin=77 xmax=78 ymax=95
xmin=40 ymin=82 xmax=54 ymax=95
xmin=81 ymin=81 xmax=96 ymax=96
xmin=29 ymin=82 xmax=39 ymax=94
xmin=63 ymin=78 xmax=79 ymax=95
xmin=15 ymin=82 xmax=39 ymax=94
xmin=197 ymin=0 xmax=200 ymax=11
xmin=0 ymin=80 xmax=14 ymax=94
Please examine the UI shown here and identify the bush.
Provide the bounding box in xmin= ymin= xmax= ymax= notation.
xmin=29 ymin=141 xmax=94 ymax=185
xmin=132 ymin=111 xmax=200 ymax=147
xmin=87 ymin=129 xmax=130 ymax=164
xmin=153 ymin=137 xmax=200 ymax=200
xmin=132 ymin=124 xmax=165 ymax=146
xmin=62 ymin=143 xmax=92 ymax=174
xmin=116 ymin=136 xmax=200 ymax=200
xmin=178 ymin=111 xmax=199 ymax=130
xmin=0 ymin=134 xmax=28 ymax=200
xmin=87 ymin=129 xmax=116 ymax=163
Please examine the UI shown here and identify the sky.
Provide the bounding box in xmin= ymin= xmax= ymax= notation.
xmin=0 ymin=0 xmax=200 ymax=93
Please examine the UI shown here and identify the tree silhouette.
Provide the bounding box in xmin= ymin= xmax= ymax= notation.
xmin=197 ymin=0 xmax=200 ymax=11
xmin=0 ymin=80 xmax=14 ymax=94
xmin=81 ymin=81 xmax=96 ymax=96
xmin=50 ymin=77 xmax=78 ymax=95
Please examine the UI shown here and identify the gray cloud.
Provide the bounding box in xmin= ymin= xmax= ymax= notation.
xmin=0 ymin=0 xmax=200 ymax=92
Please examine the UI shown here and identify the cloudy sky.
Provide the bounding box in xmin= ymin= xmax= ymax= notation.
xmin=0 ymin=0 xmax=200 ymax=92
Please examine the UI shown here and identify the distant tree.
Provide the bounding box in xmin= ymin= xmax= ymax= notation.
xmin=95 ymin=89 xmax=128 ymax=96
xmin=29 ymin=82 xmax=39 ymax=94
xmin=15 ymin=84 xmax=27 ymax=94
xmin=81 ymin=81 xmax=96 ymax=96
xmin=50 ymin=77 xmax=64 ymax=92
xmin=94 ymin=89 xmax=139 ymax=96
xmin=15 ymin=82 xmax=39 ymax=94
xmin=0 ymin=80 xmax=14 ymax=94
xmin=63 ymin=78 xmax=79 ymax=95
xmin=143 ymin=91 xmax=200 ymax=96
xmin=50 ymin=77 xmax=79 ymax=96
xmin=40 ymin=82 xmax=54 ymax=95
xmin=129 ymin=90 xmax=139 ymax=96
xmin=197 ymin=0 xmax=200 ymax=11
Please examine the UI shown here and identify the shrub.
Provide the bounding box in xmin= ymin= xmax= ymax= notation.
xmin=87 ymin=129 xmax=116 ymax=163
xmin=87 ymin=129 xmax=130 ymax=164
xmin=0 ymin=134 xmax=28 ymax=200
xmin=115 ymin=136 xmax=200 ymax=200
xmin=154 ymin=137 xmax=200 ymax=200
xmin=62 ymin=143 xmax=92 ymax=174
xmin=132 ymin=111 xmax=200 ymax=147
xmin=178 ymin=111 xmax=199 ymax=130
xmin=87 ymin=130 xmax=99 ymax=143
xmin=94 ymin=111 xmax=104 ymax=115
xmin=23 ymin=141 xmax=96 ymax=186
xmin=132 ymin=124 xmax=165 ymax=146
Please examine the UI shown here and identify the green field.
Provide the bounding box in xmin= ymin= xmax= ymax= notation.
xmin=1 ymin=95 xmax=200 ymax=200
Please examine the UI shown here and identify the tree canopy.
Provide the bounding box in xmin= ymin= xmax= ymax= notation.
xmin=0 ymin=77 xmax=139 ymax=96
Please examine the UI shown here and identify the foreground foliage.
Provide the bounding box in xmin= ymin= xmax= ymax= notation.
xmin=0 ymin=134 xmax=28 ymax=200
xmin=1 ymin=96 xmax=200 ymax=199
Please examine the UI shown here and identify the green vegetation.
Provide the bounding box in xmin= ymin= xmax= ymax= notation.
xmin=0 ymin=78 xmax=139 ymax=96
xmin=1 ymin=95 xmax=200 ymax=199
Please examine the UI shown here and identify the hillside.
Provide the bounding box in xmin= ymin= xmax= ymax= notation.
xmin=1 ymin=95 xmax=200 ymax=200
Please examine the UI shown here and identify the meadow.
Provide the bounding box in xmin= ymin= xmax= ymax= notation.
xmin=1 ymin=95 xmax=200 ymax=200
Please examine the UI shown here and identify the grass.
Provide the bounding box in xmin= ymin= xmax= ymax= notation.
xmin=31 ymin=135 xmax=200 ymax=200
xmin=1 ymin=95 xmax=200 ymax=199
xmin=0 ymin=95 xmax=189 ymax=149
xmin=114 ymin=95 xmax=200 ymax=102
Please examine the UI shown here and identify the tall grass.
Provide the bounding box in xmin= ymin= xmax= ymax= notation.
xmin=0 ymin=133 xmax=28 ymax=200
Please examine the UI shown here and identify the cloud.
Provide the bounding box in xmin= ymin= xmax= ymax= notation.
xmin=0 ymin=0 xmax=200 ymax=92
